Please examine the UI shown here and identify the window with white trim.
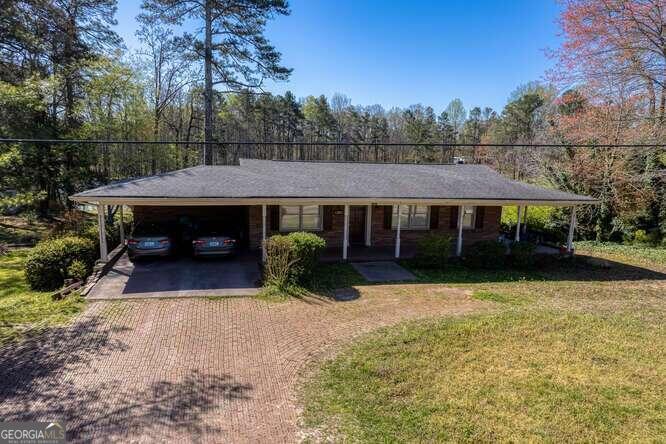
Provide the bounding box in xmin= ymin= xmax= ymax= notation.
xmin=461 ymin=206 xmax=476 ymax=229
xmin=392 ymin=205 xmax=429 ymax=229
xmin=279 ymin=205 xmax=322 ymax=231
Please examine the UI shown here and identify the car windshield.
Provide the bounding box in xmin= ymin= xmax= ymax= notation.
xmin=196 ymin=221 xmax=228 ymax=236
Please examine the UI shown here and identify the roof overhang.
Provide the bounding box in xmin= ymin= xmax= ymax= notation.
xmin=70 ymin=196 xmax=598 ymax=207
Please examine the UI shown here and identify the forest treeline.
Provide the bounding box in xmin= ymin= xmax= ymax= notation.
xmin=0 ymin=0 xmax=664 ymax=242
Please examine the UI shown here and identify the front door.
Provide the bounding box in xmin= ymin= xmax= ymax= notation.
xmin=349 ymin=206 xmax=366 ymax=245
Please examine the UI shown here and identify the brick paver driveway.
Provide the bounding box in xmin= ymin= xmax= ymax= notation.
xmin=0 ymin=286 xmax=485 ymax=443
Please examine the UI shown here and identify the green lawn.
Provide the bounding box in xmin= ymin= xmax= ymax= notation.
xmin=576 ymin=241 xmax=666 ymax=267
xmin=0 ymin=249 xmax=85 ymax=345
xmin=300 ymin=244 xmax=666 ymax=442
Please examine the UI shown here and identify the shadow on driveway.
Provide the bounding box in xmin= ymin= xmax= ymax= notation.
xmin=88 ymin=252 xmax=261 ymax=300
xmin=0 ymin=312 xmax=252 ymax=442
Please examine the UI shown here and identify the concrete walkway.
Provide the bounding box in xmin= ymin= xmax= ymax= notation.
xmin=88 ymin=253 xmax=261 ymax=300
xmin=0 ymin=285 xmax=484 ymax=443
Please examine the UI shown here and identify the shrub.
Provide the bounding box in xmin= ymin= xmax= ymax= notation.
xmin=415 ymin=233 xmax=452 ymax=268
xmin=81 ymin=223 xmax=120 ymax=252
xmin=465 ymin=240 xmax=506 ymax=269
xmin=67 ymin=260 xmax=89 ymax=282
xmin=263 ymin=235 xmax=297 ymax=289
xmin=288 ymin=231 xmax=326 ymax=283
xmin=632 ymin=229 xmax=649 ymax=245
xmin=510 ymin=241 xmax=536 ymax=268
xmin=263 ymin=232 xmax=326 ymax=289
xmin=24 ymin=236 xmax=96 ymax=291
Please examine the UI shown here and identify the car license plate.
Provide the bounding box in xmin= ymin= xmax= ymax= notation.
xmin=209 ymin=241 xmax=220 ymax=247
xmin=144 ymin=241 xmax=156 ymax=247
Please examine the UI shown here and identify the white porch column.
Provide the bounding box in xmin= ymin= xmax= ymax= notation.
xmin=456 ymin=205 xmax=464 ymax=256
xmin=515 ymin=206 xmax=523 ymax=242
xmin=343 ymin=204 xmax=350 ymax=260
xmin=522 ymin=206 xmax=528 ymax=234
xmin=395 ymin=204 xmax=401 ymax=258
xmin=365 ymin=204 xmax=372 ymax=247
xmin=119 ymin=205 xmax=125 ymax=245
xmin=97 ymin=204 xmax=108 ymax=262
xmin=261 ymin=204 xmax=267 ymax=262
xmin=566 ymin=206 xmax=576 ymax=254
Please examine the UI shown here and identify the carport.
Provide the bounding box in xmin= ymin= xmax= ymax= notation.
xmin=131 ymin=205 xmax=250 ymax=251
xmin=84 ymin=203 xmax=258 ymax=299
xmin=87 ymin=251 xmax=260 ymax=300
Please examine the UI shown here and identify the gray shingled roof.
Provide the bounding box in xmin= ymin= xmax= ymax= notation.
xmin=71 ymin=158 xmax=596 ymax=204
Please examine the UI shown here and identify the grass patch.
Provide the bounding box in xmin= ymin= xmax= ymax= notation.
xmin=301 ymin=310 xmax=666 ymax=442
xmin=309 ymin=263 xmax=366 ymax=291
xmin=472 ymin=290 xmax=529 ymax=305
xmin=402 ymin=260 xmax=545 ymax=284
xmin=576 ymin=241 xmax=666 ymax=268
xmin=0 ymin=249 xmax=85 ymax=345
xmin=256 ymin=263 xmax=367 ymax=302
xmin=255 ymin=283 xmax=309 ymax=302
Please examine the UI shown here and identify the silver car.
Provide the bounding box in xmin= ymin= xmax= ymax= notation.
xmin=127 ymin=223 xmax=174 ymax=260
xmin=192 ymin=223 xmax=237 ymax=258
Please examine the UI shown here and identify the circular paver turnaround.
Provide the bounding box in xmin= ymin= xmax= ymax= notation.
xmin=0 ymin=285 xmax=481 ymax=443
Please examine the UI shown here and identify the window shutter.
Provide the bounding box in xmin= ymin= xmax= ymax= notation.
xmin=383 ymin=206 xmax=392 ymax=229
xmin=449 ymin=206 xmax=458 ymax=229
xmin=429 ymin=206 xmax=439 ymax=229
xmin=270 ymin=205 xmax=280 ymax=231
xmin=475 ymin=206 xmax=485 ymax=229
xmin=323 ymin=206 xmax=333 ymax=231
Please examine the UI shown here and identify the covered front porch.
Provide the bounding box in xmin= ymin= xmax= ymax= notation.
xmin=89 ymin=201 xmax=579 ymax=264
xmin=320 ymin=245 xmax=418 ymax=263
xmin=255 ymin=202 xmax=579 ymax=263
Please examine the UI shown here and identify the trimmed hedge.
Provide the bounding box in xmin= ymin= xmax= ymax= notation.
xmin=288 ymin=232 xmax=327 ymax=283
xmin=415 ymin=233 xmax=452 ymax=269
xmin=24 ymin=236 xmax=96 ymax=291
xmin=465 ymin=240 xmax=507 ymax=269
xmin=263 ymin=232 xmax=326 ymax=288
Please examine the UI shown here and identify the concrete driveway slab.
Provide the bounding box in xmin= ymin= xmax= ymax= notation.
xmin=88 ymin=252 xmax=260 ymax=300
xmin=351 ymin=261 xmax=417 ymax=282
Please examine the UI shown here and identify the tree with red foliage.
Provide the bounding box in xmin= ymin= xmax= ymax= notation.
xmin=551 ymin=0 xmax=666 ymax=128
xmin=545 ymin=0 xmax=666 ymax=241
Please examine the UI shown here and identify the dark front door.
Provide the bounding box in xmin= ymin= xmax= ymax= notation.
xmin=349 ymin=206 xmax=366 ymax=245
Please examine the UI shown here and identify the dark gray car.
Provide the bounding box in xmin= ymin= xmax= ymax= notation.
xmin=192 ymin=222 xmax=237 ymax=257
xmin=127 ymin=223 xmax=174 ymax=261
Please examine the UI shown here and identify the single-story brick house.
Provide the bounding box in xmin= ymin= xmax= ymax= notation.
xmin=71 ymin=159 xmax=597 ymax=262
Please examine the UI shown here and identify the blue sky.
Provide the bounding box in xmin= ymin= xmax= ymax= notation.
xmin=114 ymin=0 xmax=562 ymax=112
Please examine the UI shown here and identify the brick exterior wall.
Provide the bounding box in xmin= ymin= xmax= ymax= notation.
xmin=133 ymin=205 xmax=249 ymax=222
xmin=133 ymin=204 xmax=501 ymax=251
xmin=248 ymin=204 xmax=501 ymax=250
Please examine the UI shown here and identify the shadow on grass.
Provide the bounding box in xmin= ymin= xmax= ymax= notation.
xmin=310 ymin=254 xmax=666 ymax=293
xmin=0 ymin=314 xmax=252 ymax=441
xmin=400 ymin=255 xmax=666 ymax=285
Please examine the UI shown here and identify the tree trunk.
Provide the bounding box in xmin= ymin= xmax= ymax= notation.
xmin=203 ymin=0 xmax=214 ymax=165
xmin=152 ymin=110 xmax=159 ymax=174
xmin=62 ymin=16 xmax=77 ymax=209
xmin=659 ymin=84 xmax=666 ymax=125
